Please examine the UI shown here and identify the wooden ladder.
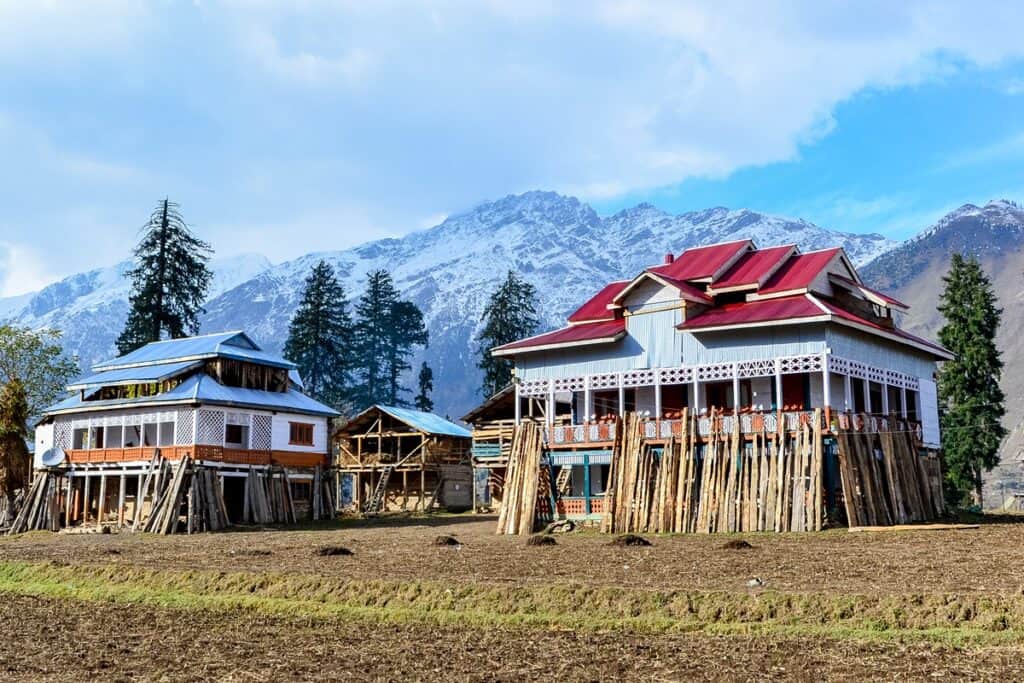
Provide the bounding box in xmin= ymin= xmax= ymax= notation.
xmin=555 ymin=466 xmax=573 ymax=495
xmin=363 ymin=467 xmax=394 ymax=515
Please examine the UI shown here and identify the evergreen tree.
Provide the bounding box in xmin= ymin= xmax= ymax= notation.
xmin=936 ymin=253 xmax=1007 ymax=507
xmin=352 ymin=270 xmax=429 ymax=407
xmin=283 ymin=261 xmax=354 ymax=410
xmin=117 ymin=199 xmax=213 ymax=354
xmin=415 ymin=362 xmax=434 ymax=412
xmin=477 ymin=270 xmax=539 ymax=397
xmin=0 ymin=378 xmax=31 ymax=522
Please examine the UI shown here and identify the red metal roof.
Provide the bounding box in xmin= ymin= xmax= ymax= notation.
xmin=567 ymin=280 xmax=630 ymax=323
xmin=816 ymin=299 xmax=950 ymax=356
xmin=829 ymin=274 xmax=907 ymax=309
xmin=713 ymin=245 xmax=795 ymax=288
xmin=759 ymin=248 xmax=841 ymax=294
xmin=650 ymin=240 xmax=751 ymax=281
xmin=492 ymin=319 xmax=626 ymax=354
xmin=679 ymin=295 xmax=825 ymax=330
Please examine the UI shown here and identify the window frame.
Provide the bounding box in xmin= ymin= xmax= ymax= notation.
xmin=288 ymin=421 xmax=314 ymax=446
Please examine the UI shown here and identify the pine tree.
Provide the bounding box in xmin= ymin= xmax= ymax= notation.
xmin=283 ymin=261 xmax=354 ymax=410
xmin=117 ymin=199 xmax=213 ymax=355
xmin=351 ymin=270 xmax=429 ymax=408
xmin=0 ymin=378 xmax=31 ymax=522
xmin=477 ymin=271 xmax=539 ymax=397
xmin=415 ymin=362 xmax=434 ymax=412
xmin=936 ymin=253 xmax=1007 ymax=508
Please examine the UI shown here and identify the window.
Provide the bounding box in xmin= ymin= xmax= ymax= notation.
xmin=106 ymin=426 xmax=123 ymax=449
xmin=72 ymin=428 xmax=88 ymax=450
xmin=289 ymin=422 xmax=314 ymax=446
xmin=89 ymin=426 xmax=104 ymax=449
xmin=124 ymin=425 xmax=141 ymax=448
xmin=143 ymin=423 xmax=158 ymax=447
xmin=225 ymin=424 xmax=250 ymax=447
xmin=158 ymin=421 xmax=175 ymax=446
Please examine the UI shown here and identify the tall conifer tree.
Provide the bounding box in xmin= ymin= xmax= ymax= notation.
xmin=0 ymin=378 xmax=30 ymax=522
xmin=415 ymin=362 xmax=434 ymax=412
xmin=477 ymin=271 xmax=539 ymax=397
xmin=117 ymin=199 xmax=212 ymax=354
xmin=352 ymin=270 xmax=428 ymax=407
xmin=936 ymin=253 xmax=1007 ymax=507
xmin=284 ymin=260 xmax=354 ymax=410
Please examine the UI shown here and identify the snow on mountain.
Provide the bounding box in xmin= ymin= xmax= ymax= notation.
xmin=0 ymin=253 xmax=271 ymax=368
xmin=203 ymin=191 xmax=896 ymax=418
xmin=2 ymin=192 xmax=895 ymax=417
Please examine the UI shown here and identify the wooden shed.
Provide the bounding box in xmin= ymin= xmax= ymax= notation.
xmin=335 ymin=405 xmax=472 ymax=514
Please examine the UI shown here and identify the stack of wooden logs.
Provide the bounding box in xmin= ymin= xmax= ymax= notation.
xmin=243 ymin=466 xmax=297 ymax=525
xmin=835 ymin=418 xmax=943 ymax=527
xmin=6 ymin=471 xmax=62 ymax=535
xmin=496 ymin=422 xmax=545 ymax=534
xmin=187 ymin=467 xmax=231 ymax=533
xmin=603 ymin=409 xmax=826 ymax=534
xmin=311 ymin=466 xmax=336 ymax=520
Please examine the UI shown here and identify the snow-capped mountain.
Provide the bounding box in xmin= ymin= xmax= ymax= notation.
xmin=2 ymin=191 xmax=895 ymax=417
xmin=1 ymin=253 xmax=272 ymax=369
xmin=860 ymin=199 xmax=1024 ymax=506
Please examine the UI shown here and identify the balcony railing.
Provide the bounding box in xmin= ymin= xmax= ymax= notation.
xmin=546 ymin=411 xmax=922 ymax=448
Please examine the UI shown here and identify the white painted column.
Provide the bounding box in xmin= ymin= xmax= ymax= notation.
xmin=864 ymin=380 xmax=873 ymax=414
xmin=843 ymin=374 xmax=852 ymax=411
xmin=732 ymin=363 xmax=741 ymax=412
xmin=881 ymin=381 xmax=890 ymax=415
xmin=774 ymin=358 xmax=783 ymax=411
xmin=821 ymin=352 xmax=831 ymax=410
xmin=583 ymin=376 xmax=593 ymax=423
xmin=617 ymin=374 xmax=625 ymax=417
xmin=690 ymin=375 xmax=699 ymax=413
xmin=654 ymin=371 xmax=663 ymax=420
xmin=514 ymin=383 xmax=522 ymax=425
xmin=900 ymin=386 xmax=908 ymax=418
xmin=546 ymin=379 xmax=555 ymax=427
xmin=117 ymin=473 xmax=126 ymax=528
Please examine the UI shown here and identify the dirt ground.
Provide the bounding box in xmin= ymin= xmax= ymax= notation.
xmin=2 ymin=514 xmax=1024 ymax=680
xmin=0 ymin=593 xmax=1021 ymax=682
xmin=0 ymin=514 xmax=1022 ymax=595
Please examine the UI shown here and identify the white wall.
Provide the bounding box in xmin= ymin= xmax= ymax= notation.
xmin=34 ymin=423 xmax=53 ymax=456
xmin=271 ymin=412 xmax=329 ymax=453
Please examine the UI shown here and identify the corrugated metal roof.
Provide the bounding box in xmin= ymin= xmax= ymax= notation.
xmin=493 ymin=319 xmax=625 ymax=355
xmin=43 ymin=373 xmax=339 ymax=417
xmin=567 ymin=281 xmax=630 ymax=323
xmin=375 ymin=405 xmax=471 ymax=438
xmin=713 ymin=245 xmax=795 ymax=288
xmin=680 ymin=295 xmax=825 ymax=330
xmin=759 ymin=249 xmax=841 ymax=294
xmin=68 ymin=360 xmax=202 ymax=391
xmin=93 ymin=330 xmax=296 ymax=371
xmin=649 ymin=240 xmax=752 ymax=281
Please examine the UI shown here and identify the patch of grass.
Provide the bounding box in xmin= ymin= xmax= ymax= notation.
xmin=0 ymin=560 xmax=1023 ymax=647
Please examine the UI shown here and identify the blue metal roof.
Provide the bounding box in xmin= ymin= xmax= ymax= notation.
xmin=375 ymin=405 xmax=471 ymax=438
xmin=43 ymin=373 xmax=339 ymax=418
xmin=68 ymin=360 xmax=202 ymax=391
xmin=92 ymin=331 xmax=296 ymax=371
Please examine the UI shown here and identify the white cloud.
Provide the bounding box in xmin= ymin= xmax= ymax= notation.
xmin=3 ymin=1 xmax=1024 ymax=282
xmin=0 ymin=241 xmax=58 ymax=297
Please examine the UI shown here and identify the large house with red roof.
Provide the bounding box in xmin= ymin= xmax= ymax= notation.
xmin=492 ymin=239 xmax=951 ymax=456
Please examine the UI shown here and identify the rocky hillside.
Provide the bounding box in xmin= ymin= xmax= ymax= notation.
xmin=861 ymin=200 xmax=1024 ymax=506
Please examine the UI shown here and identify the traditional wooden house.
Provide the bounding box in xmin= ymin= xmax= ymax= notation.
xmin=491 ymin=239 xmax=952 ymax=529
xmin=33 ymin=331 xmax=340 ymax=529
xmin=335 ymin=405 xmax=472 ymax=513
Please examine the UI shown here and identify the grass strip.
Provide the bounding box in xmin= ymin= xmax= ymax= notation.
xmin=0 ymin=560 xmax=1023 ymax=647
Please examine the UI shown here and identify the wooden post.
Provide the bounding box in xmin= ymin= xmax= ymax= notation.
xmin=654 ymin=372 xmax=662 ymax=420
xmin=97 ymin=474 xmax=107 ymax=526
xmin=63 ymin=475 xmax=73 ymax=525
xmin=547 ymin=379 xmax=555 ymax=427
xmin=583 ymin=376 xmax=592 ymax=422
xmin=117 ymin=472 xmax=126 ymax=528
xmin=82 ymin=473 xmax=91 ymax=524
xmin=691 ymin=375 xmax=699 ymax=413
xmin=514 ymin=382 xmax=522 ymax=425
xmin=821 ymin=352 xmax=831 ymax=412
xmin=618 ymin=374 xmax=626 ymax=417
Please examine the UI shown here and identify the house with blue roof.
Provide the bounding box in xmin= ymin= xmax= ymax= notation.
xmin=34 ymin=330 xmax=340 ymax=527
xmin=335 ymin=404 xmax=472 ymax=513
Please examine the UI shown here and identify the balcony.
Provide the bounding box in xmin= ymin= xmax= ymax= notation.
xmin=65 ymin=445 xmax=328 ymax=468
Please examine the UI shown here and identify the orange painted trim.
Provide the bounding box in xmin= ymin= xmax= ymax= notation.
xmin=66 ymin=446 xmax=328 ymax=468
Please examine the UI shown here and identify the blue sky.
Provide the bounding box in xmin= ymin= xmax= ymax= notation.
xmin=2 ymin=2 xmax=1024 ymax=296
